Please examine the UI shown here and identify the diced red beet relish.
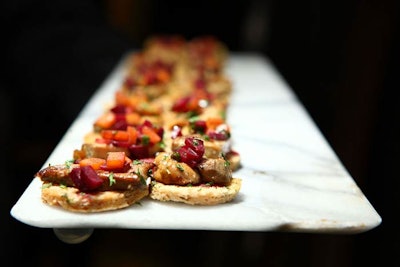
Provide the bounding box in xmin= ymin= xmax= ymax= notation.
xmin=111 ymin=105 xmax=128 ymax=114
xmin=136 ymin=120 xmax=153 ymax=132
xmin=70 ymin=166 xmax=103 ymax=192
xmin=129 ymin=144 xmax=150 ymax=159
xmin=111 ymin=114 xmax=128 ymax=131
xmin=139 ymin=120 xmax=163 ymax=139
xmin=111 ymin=140 xmax=131 ymax=148
xmin=185 ymin=137 xmax=205 ymax=155
xmin=156 ymin=127 xmax=164 ymax=138
xmin=171 ymin=96 xmax=190 ymax=112
xmin=177 ymin=147 xmax=199 ymax=168
xmin=115 ymin=113 xmax=127 ymax=122
xmin=143 ymin=72 xmax=157 ymax=85
xmin=194 ymin=78 xmax=206 ymax=90
xmin=191 ymin=120 xmax=207 ymax=133
xmin=124 ymin=77 xmax=136 ymax=88
xmin=81 ymin=166 xmax=103 ymax=189
xmin=70 ymin=168 xmax=83 ymax=188
xmin=142 ymin=120 xmax=154 ymax=128
xmin=207 ymin=130 xmax=229 ymax=141
xmin=174 ymin=137 xmax=204 ymax=168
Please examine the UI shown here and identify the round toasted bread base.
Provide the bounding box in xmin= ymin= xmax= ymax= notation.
xmin=150 ymin=178 xmax=242 ymax=205
xmin=41 ymin=184 xmax=149 ymax=213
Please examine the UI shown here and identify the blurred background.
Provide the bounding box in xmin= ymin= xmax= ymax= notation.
xmin=1 ymin=0 xmax=398 ymax=266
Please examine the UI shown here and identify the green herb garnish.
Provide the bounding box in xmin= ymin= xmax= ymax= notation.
xmin=205 ymin=181 xmax=214 ymax=186
xmin=171 ymin=151 xmax=181 ymax=161
xmin=221 ymin=153 xmax=231 ymax=167
xmin=133 ymin=159 xmax=142 ymax=165
xmin=202 ymin=134 xmax=210 ymax=141
xmin=139 ymin=176 xmax=146 ymax=186
xmin=176 ymin=163 xmax=184 ymax=172
xmin=108 ymin=172 xmax=116 ymax=186
xmin=65 ymin=159 xmax=74 ymax=169
xmin=186 ymin=111 xmax=198 ymax=118
xmin=141 ymin=135 xmax=150 ymax=145
xmin=159 ymin=141 xmax=166 ymax=149
xmin=136 ymin=169 xmax=147 ymax=185
xmin=41 ymin=183 xmax=52 ymax=189
xmin=62 ymin=193 xmax=71 ymax=204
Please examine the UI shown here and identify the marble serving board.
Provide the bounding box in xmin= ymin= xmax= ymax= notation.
xmin=11 ymin=53 xmax=381 ymax=233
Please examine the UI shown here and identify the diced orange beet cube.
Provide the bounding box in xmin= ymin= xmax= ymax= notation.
xmin=101 ymin=130 xmax=129 ymax=141
xmin=127 ymin=126 xmax=138 ymax=144
xmin=188 ymin=97 xmax=199 ymax=111
xmin=101 ymin=130 xmax=115 ymax=140
xmin=206 ymin=117 xmax=224 ymax=130
xmin=95 ymin=138 xmax=111 ymax=145
xmin=115 ymin=91 xmax=131 ymax=106
xmin=129 ymin=94 xmax=147 ymax=108
xmin=141 ymin=126 xmax=161 ymax=144
xmin=113 ymin=131 xmax=130 ymax=141
xmin=156 ymin=69 xmax=170 ymax=83
xmin=94 ymin=112 xmax=116 ymax=129
xmin=106 ymin=152 xmax=126 ymax=170
xmin=126 ymin=112 xmax=141 ymax=125
xmin=79 ymin=158 xmax=106 ymax=170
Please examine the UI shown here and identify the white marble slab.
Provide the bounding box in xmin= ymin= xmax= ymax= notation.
xmin=10 ymin=53 xmax=381 ymax=233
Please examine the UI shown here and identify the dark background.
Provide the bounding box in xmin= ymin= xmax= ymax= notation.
xmin=1 ymin=0 xmax=398 ymax=266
